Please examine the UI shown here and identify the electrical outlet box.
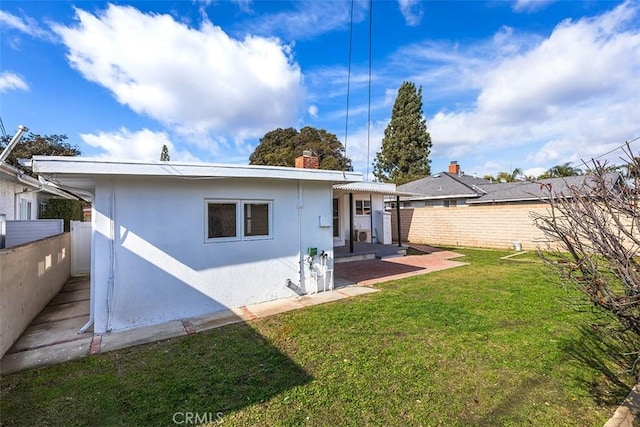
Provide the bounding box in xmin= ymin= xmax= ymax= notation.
xmin=307 ymin=247 xmax=318 ymax=257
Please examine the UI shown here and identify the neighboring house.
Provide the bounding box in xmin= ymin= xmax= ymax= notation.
xmin=392 ymin=161 xmax=491 ymax=208
xmin=469 ymin=172 xmax=624 ymax=205
xmin=0 ymin=161 xmax=75 ymax=221
xmin=31 ymin=155 xmax=361 ymax=334
xmin=388 ymin=171 xmax=626 ymax=250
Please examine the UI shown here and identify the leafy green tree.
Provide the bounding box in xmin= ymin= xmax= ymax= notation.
xmin=498 ymin=168 xmax=523 ymax=182
xmin=249 ymin=126 xmax=352 ymax=171
xmin=0 ymin=133 xmax=80 ymax=175
xmin=160 ymin=144 xmax=170 ymax=161
xmin=41 ymin=199 xmax=84 ymax=232
xmin=538 ymin=162 xmax=583 ymax=179
xmin=373 ymin=81 xmax=432 ymax=185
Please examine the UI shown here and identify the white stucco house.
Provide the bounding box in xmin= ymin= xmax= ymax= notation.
xmin=31 ymin=155 xmax=361 ymax=334
xmin=0 ymin=160 xmax=76 ymax=221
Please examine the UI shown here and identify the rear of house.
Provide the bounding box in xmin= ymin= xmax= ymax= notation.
xmin=33 ymin=157 xmax=361 ymax=334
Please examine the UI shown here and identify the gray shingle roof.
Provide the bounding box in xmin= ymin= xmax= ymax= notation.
xmin=397 ymin=172 xmax=490 ymax=200
xmin=469 ymin=172 xmax=623 ymax=204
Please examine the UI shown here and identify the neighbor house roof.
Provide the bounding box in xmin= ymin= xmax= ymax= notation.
xmin=395 ymin=172 xmax=491 ymax=200
xmin=30 ymin=156 xmax=363 ymax=198
xmin=468 ymin=173 xmax=623 ymax=204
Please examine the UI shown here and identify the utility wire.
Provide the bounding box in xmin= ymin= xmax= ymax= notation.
xmin=592 ymin=135 xmax=640 ymax=160
xmin=343 ymin=0 xmax=354 ymax=172
xmin=366 ymin=0 xmax=372 ymax=181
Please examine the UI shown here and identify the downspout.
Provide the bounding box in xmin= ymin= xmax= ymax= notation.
xmin=298 ymin=180 xmax=305 ymax=293
xmin=106 ymin=177 xmax=116 ymax=332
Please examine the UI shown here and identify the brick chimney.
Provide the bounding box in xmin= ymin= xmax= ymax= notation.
xmin=295 ymin=150 xmax=319 ymax=169
xmin=448 ymin=161 xmax=460 ymax=175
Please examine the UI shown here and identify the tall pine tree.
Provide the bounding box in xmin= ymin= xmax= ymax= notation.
xmin=373 ymin=81 xmax=432 ymax=185
xmin=160 ymin=144 xmax=170 ymax=161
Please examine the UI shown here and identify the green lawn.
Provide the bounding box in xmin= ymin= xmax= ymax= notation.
xmin=1 ymin=248 xmax=637 ymax=426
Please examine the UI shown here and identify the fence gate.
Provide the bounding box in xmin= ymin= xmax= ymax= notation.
xmin=71 ymin=221 xmax=91 ymax=276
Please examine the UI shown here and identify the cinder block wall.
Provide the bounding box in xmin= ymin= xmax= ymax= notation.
xmin=391 ymin=204 xmax=552 ymax=250
xmin=0 ymin=233 xmax=70 ymax=358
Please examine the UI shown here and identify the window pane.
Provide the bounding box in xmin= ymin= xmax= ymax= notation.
xmin=244 ymin=203 xmax=269 ymax=236
xmin=355 ymin=200 xmax=363 ymax=215
xmin=363 ymin=200 xmax=371 ymax=215
xmin=208 ymin=203 xmax=237 ymax=238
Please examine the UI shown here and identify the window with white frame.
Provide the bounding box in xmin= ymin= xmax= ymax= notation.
xmin=206 ymin=199 xmax=272 ymax=242
xmin=244 ymin=202 xmax=270 ymax=237
xmin=19 ymin=198 xmax=32 ymax=220
xmin=355 ymin=200 xmax=371 ymax=215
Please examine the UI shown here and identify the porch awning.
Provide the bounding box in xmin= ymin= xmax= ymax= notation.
xmin=333 ymin=182 xmax=417 ymax=197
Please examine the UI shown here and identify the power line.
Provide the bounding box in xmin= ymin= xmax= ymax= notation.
xmin=593 ymin=135 xmax=640 ymax=160
xmin=343 ymin=0 xmax=354 ymax=170
xmin=365 ymin=0 xmax=372 ymax=181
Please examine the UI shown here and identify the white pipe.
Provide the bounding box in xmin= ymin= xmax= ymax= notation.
xmin=106 ymin=177 xmax=116 ymax=332
xmin=0 ymin=125 xmax=28 ymax=163
xmin=298 ymin=180 xmax=305 ymax=293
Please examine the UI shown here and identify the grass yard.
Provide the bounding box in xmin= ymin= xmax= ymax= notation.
xmin=1 ymin=248 xmax=637 ymax=426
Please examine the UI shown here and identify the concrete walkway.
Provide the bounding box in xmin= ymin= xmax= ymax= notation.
xmin=0 ymin=284 xmax=378 ymax=375
xmin=1 ymin=245 xmax=468 ymax=375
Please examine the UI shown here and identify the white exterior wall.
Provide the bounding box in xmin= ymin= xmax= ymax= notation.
xmin=335 ymin=193 xmax=385 ymax=244
xmin=0 ymin=179 xmax=41 ymax=220
xmin=91 ymin=176 xmax=334 ymax=333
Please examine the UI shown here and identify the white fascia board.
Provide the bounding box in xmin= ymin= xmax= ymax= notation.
xmin=32 ymin=156 xmax=363 ymax=183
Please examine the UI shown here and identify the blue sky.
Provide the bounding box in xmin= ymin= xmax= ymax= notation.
xmin=1 ymin=0 xmax=638 ymax=178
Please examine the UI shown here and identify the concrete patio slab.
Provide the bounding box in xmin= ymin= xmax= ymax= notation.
xmin=334 ymin=249 xmax=467 ymax=286
xmin=0 ymin=338 xmax=92 ymax=375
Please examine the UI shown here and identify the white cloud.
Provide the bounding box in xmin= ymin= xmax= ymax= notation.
xmin=80 ymin=128 xmax=199 ymax=162
xmin=397 ymin=0 xmax=423 ymax=26
xmin=523 ymin=167 xmax=547 ymax=178
xmin=0 ymin=71 xmax=28 ymax=93
xmin=0 ymin=10 xmax=52 ymax=40
xmin=423 ymin=0 xmax=640 ymax=167
xmin=52 ymin=4 xmax=303 ymax=148
xmin=513 ymin=0 xmax=557 ymax=13
xmin=308 ymin=105 xmax=319 ymax=118
xmin=246 ymin=1 xmax=367 ymax=40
